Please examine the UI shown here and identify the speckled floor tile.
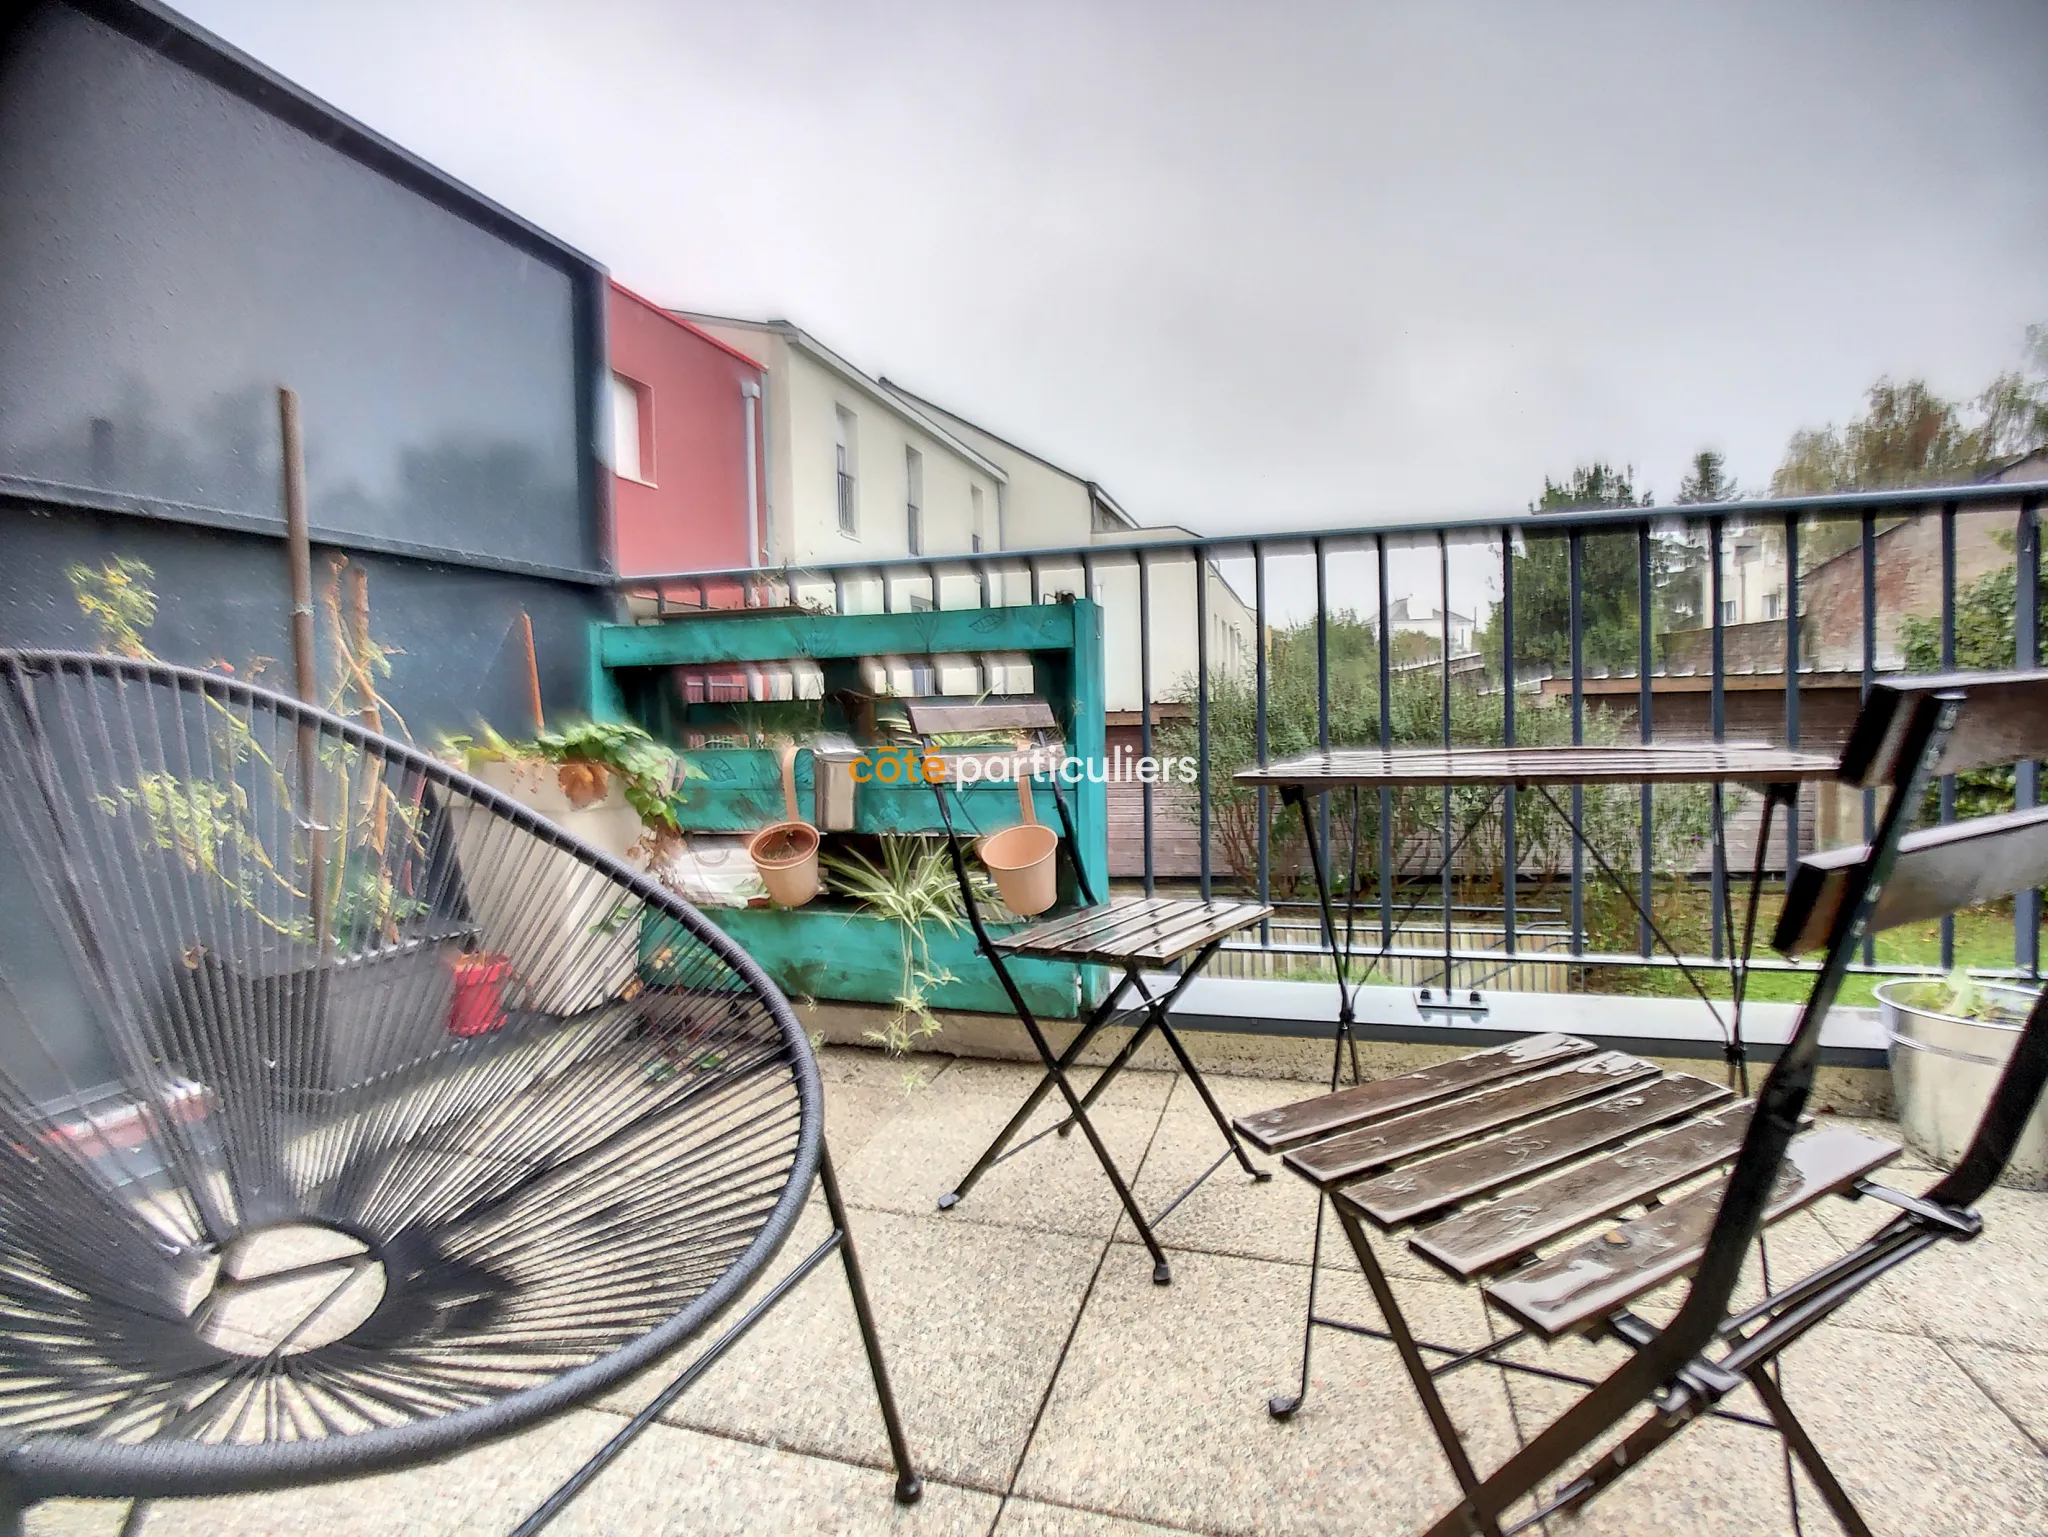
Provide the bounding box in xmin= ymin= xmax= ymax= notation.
xmin=841 ymin=1089 xmax=1166 ymax=1240
xmin=607 ymin=1206 xmax=1102 ymax=1494
xmin=1947 ymin=1341 xmax=2048 ymax=1453
xmin=119 ymin=1413 xmax=995 ymax=1536
xmin=927 ymin=1055 xmax=1178 ymax=1115
xmin=992 ymin=1496 xmax=1203 ymax=1535
xmin=1014 ymin=1248 xmax=1526 ymax=1537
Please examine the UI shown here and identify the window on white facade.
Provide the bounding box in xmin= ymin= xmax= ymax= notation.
xmin=835 ymin=406 xmax=858 ymax=534
xmin=1719 ymin=598 xmax=1737 ymax=625
xmin=970 ymin=484 xmax=985 ymax=553
xmin=610 ymin=373 xmax=650 ymax=484
xmin=905 ymin=446 xmax=923 ymax=556
xmin=1763 ymin=592 xmax=1781 ymax=620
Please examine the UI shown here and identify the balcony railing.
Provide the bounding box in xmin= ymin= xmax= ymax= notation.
xmin=626 ymin=478 xmax=2048 ymax=999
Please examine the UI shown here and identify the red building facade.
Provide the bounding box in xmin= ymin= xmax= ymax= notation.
xmin=606 ymin=280 xmax=765 ymax=583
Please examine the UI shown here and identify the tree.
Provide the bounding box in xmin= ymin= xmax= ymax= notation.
xmin=1770 ymin=327 xmax=2048 ymax=500
xmin=1472 ymin=463 xmax=1670 ymax=677
xmin=1674 ymin=449 xmax=1740 ymax=505
xmin=1901 ymin=550 xmax=2046 ymax=819
xmin=1976 ymin=322 xmax=2048 ymax=465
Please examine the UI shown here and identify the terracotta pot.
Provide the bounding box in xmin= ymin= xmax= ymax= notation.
xmin=748 ymin=744 xmax=820 ymax=907
xmin=979 ymin=771 xmax=1059 ymax=916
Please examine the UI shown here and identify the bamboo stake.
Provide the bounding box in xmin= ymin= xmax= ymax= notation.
xmin=278 ymin=386 xmax=329 ymax=950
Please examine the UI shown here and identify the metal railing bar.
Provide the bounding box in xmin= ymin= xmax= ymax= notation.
xmin=1569 ymin=528 xmax=1586 ymax=959
xmin=2018 ymin=495 xmax=2041 ymax=977
xmin=1502 ymin=530 xmax=1518 ymax=958
xmin=1861 ymin=506 xmax=1878 ymax=967
xmin=1254 ymin=542 xmax=1271 ymax=945
xmin=1441 ymin=531 xmax=1455 ymax=983
xmin=1139 ymin=551 xmax=1155 ymax=898
xmin=1783 ymin=512 xmax=1801 ymax=896
xmin=1708 ymin=515 xmax=1727 ymax=962
xmin=1376 ymin=534 xmax=1394 ymax=952
xmin=1637 ymin=523 xmax=1654 ymax=957
xmin=619 ymin=478 xmax=2048 ymax=586
xmin=1197 ymin=550 xmax=1212 ymax=901
xmin=1938 ymin=500 xmax=1957 ymax=970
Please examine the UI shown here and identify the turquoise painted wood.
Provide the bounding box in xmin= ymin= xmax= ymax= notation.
xmin=606 ymin=600 xmax=1110 ymax=1019
xmin=640 ymin=905 xmax=1081 ymax=1019
xmin=598 ymin=604 xmax=1082 ymax=670
xmin=672 ymin=747 xmax=1070 ymax=836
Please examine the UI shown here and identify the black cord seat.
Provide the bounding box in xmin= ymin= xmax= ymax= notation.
xmin=0 ymin=651 xmax=917 ymax=1532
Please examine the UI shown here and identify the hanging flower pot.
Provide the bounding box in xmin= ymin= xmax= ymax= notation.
xmin=978 ymin=770 xmax=1058 ymax=916
xmin=748 ymin=744 xmax=820 ymax=907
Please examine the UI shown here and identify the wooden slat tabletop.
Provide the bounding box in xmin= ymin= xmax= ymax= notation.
xmin=1234 ymin=744 xmax=1840 ymax=790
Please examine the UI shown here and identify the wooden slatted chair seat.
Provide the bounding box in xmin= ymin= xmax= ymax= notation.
xmin=1241 ymin=1044 xmax=1900 ymax=1341
xmin=999 ymin=896 xmax=1270 ymax=967
xmin=1235 ymin=668 xmax=2048 ymax=1537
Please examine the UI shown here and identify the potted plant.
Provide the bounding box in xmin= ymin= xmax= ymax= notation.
xmin=1876 ymin=971 xmax=2047 ymax=1188
xmin=819 ymin=836 xmax=992 ymax=1061
xmin=447 ymin=720 xmax=703 ymax=1015
xmin=69 ymin=555 xmax=472 ymax=1104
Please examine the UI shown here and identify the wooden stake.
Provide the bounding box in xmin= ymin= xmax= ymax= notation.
xmin=279 ymin=388 xmax=316 ymax=707
xmin=520 ymin=609 xmax=545 ymax=734
xmin=278 ymin=385 xmax=327 ymax=949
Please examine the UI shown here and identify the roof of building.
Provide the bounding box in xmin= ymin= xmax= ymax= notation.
xmin=1387 ymin=596 xmax=1475 ymax=626
xmin=879 ymin=381 xmax=1139 ymax=532
xmin=609 ymin=281 xmax=764 ymax=371
xmin=668 ymin=313 xmax=1007 ymax=482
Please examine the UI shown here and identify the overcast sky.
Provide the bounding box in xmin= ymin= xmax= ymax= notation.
xmin=180 ymin=0 xmax=2048 ymax=536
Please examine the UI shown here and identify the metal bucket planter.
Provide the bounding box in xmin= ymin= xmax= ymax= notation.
xmin=1876 ymin=978 xmax=2048 ymax=1189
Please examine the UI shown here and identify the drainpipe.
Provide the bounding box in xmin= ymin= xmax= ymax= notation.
xmin=741 ymin=378 xmax=764 ymax=568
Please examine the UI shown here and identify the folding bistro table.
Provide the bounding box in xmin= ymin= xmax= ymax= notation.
xmin=1230 ymin=743 xmax=1839 ymax=1418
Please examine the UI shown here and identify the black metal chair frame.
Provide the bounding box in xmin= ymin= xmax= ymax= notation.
xmin=0 ymin=652 xmax=921 ymax=1535
xmin=1267 ymin=677 xmax=2048 ymax=1537
xmin=923 ymin=743 xmax=1269 ymax=1286
xmin=1263 ymin=768 xmax=1800 ymax=1424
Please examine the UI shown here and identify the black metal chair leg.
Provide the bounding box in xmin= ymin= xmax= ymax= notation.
xmin=818 ymin=1146 xmax=923 ymax=1504
xmin=1750 ymin=1365 xmax=1872 ymax=1537
xmin=1153 ymin=1018 xmax=1267 ymax=1181
xmin=1334 ymin=1206 xmax=1502 ymax=1536
xmin=1054 ymin=994 xmax=1161 ymax=1138
xmin=939 ymin=971 xmax=1135 ymax=1207
xmin=1270 ymin=1192 xmax=1325 ymax=1420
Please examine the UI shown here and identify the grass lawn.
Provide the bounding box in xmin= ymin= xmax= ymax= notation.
xmin=1247 ymin=882 xmax=2042 ymax=1007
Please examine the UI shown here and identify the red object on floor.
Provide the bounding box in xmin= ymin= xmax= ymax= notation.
xmin=449 ymin=955 xmax=511 ymax=1037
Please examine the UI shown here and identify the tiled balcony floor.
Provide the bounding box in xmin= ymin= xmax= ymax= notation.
xmin=28 ymin=1046 xmax=2048 ymax=1537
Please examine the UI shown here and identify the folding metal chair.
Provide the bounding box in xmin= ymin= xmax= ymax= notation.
xmin=1235 ymin=669 xmax=2048 ymax=1536
xmin=909 ymin=699 xmax=1272 ymax=1284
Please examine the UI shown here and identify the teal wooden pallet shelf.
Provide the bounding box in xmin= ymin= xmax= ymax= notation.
xmin=675 ymin=747 xmax=1070 ymax=837
xmin=598 ymin=599 xmax=1108 ymax=1020
xmin=640 ymin=905 xmax=1083 ymax=1019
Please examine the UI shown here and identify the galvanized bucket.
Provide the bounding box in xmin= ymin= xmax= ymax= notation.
xmin=1876 ymin=978 xmax=2047 ymax=1189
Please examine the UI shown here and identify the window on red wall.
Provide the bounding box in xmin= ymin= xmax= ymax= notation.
xmin=610 ymin=372 xmax=655 ymax=485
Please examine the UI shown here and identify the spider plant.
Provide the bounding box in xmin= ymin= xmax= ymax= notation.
xmin=821 ymin=837 xmax=995 ymax=1060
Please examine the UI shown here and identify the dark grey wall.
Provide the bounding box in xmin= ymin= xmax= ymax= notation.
xmin=0 ymin=1 xmax=604 ymax=576
xmin=0 ymin=506 xmax=606 ymax=743
xmin=0 ymin=0 xmax=619 ymax=737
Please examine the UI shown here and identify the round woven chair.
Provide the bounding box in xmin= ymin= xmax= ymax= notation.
xmin=0 ymin=651 xmax=918 ymax=1532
